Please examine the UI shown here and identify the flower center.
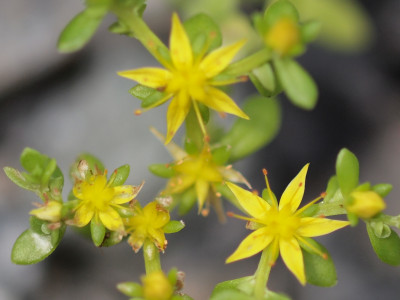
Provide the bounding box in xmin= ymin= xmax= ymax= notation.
xmin=263 ymin=207 xmax=300 ymax=240
xmin=79 ymin=175 xmax=115 ymax=210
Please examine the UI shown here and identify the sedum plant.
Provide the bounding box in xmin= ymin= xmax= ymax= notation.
xmin=4 ymin=1 xmax=400 ymax=299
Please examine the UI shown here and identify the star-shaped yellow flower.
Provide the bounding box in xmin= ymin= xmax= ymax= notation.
xmin=118 ymin=13 xmax=249 ymax=143
xmin=73 ymin=170 xmax=142 ymax=232
xmin=226 ymin=164 xmax=349 ymax=285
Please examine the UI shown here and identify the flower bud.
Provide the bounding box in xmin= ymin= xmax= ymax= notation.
xmin=347 ymin=191 xmax=386 ymax=219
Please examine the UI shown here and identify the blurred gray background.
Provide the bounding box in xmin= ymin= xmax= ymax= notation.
xmin=1 ymin=0 xmax=400 ymax=299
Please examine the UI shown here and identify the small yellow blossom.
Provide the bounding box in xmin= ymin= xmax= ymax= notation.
xmin=141 ymin=271 xmax=174 ymax=300
xmin=73 ymin=170 xmax=141 ymax=231
xmin=226 ymin=164 xmax=349 ymax=285
xmin=30 ymin=200 xmax=62 ymax=223
xmin=347 ymin=190 xmax=386 ymax=219
xmin=125 ymin=201 xmax=170 ymax=252
xmin=265 ymin=17 xmax=300 ymax=56
xmin=118 ymin=13 xmax=249 ymax=144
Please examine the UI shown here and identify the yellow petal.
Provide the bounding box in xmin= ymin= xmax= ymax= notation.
xmin=279 ymin=164 xmax=309 ymax=213
xmin=170 ymin=13 xmax=193 ymax=71
xmin=112 ymin=186 xmax=136 ymax=204
xmin=200 ymin=40 xmax=246 ymax=78
xmin=150 ymin=126 xmax=187 ymax=160
xmin=29 ymin=201 xmax=62 ymax=223
xmin=98 ymin=207 xmax=124 ymax=231
xmin=74 ymin=204 xmax=94 ymax=227
xmin=165 ymin=91 xmax=191 ymax=144
xmin=226 ymin=227 xmax=273 ymax=263
xmin=199 ymin=87 xmax=249 ymax=119
xmin=118 ymin=68 xmax=171 ymax=88
xmin=280 ymin=237 xmax=306 ymax=285
xmin=148 ymin=227 xmax=167 ymax=250
xmin=225 ymin=182 xmax=270 ymax=220
xmin=196 ymin=179 xmax=209 ymax=211
xmin=298 ymin=217 xmax=349 ymax=237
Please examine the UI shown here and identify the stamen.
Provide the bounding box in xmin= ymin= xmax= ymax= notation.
xmin=134 ymin=109 xmax=142 ymax=116
xmin=218 ymin=112 xmax=227 ymax=119
xmin=201 ymin=208 xmax=209 ymax=217
xmin=226 ymin=211 xmax=259 ymax=223
xmin=192 ymin=100 xmax=208 ymax=142
xmin=295 ymin=193 xmax=324 ymax=216
xmin=297 ymin=236 xmax=328 ymax=259
xmin=263 ymin=168 xmax=278 ymax=207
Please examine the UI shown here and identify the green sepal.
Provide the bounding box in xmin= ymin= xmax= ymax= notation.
xmin=264 ymin=0 xmax=299 ymax=29
xmin=128 ymin=84 xmax=168 ymax=109
xmin=211 ymin=276 xmax=255 ymax=299
xmin=178 ymin=188 xmax=197 ymax=216
xmin=372 ymin=183 xmax=393 ymax=198
xmin=109 ymin=164 xmax=130 ymax=187
xmin=167 ymin=267 xmax=178 ymax=286
xmin=101 ymin=231 xmax=124 ymax=247
xmin=301 ymin=20 xmax=321 ymax=43
xmin=211 ymin=145 xmax=231 ymax=165
xmin=369 ymin=220 xmax=391 ymax=239
xmin=57 ymin=7 xmax=108 ymax=53
xmin=117 ymin=282 xmax=142 ymax=297
xmin=163 ymin=220 xmax=185 ymax=234
xmin=335 ymin=148 xmax=359 ymax=196
xmin=90 ymin=218 xmax=106 ymax=247
xmin=3 ymin=167 xmax=40 ymax=192
xmin=347 ymin=211 xmax=359 ymax=227
xmin=215 ymin=183 xmax=240 ymax=210
xmin=183 ymin=13 xmax=222 ymax=56
xmin=148 ymin=164 xmax=175 ymax=178
xmin=367 ymin=223 xmax=400 ymax=266
xmin=261 ymin=188 xmax=278 ymax=207
xmin=250 ymin=63 xmax=281 ymax=97
xmin=298 ymin=204 xmax=318 ymax=218
xmin=220 ymin=95 xmax=281 ymax=162
xmin=274 ymin=58 xmax=318 ymax=110
xmin=70 ymin=153 xmax=105 ymax=179
xmin=11 ymin=225 xmax=65 ymax=265
xmin=108 ymin=21 xmax=132 ymax=36
xmin=354 ymin=182 xmax=371 ymax=192
xmin=301 ymin=238 xmax=337 ymax=287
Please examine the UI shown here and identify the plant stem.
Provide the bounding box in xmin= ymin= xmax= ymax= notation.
xmin=254 ymin=249 xmax=272 ymax=300
xmin=143 ymin=239 xmax=161 ymax=274
xmin=224 ymin=48 xmax=272 ymax=76
xmin=315 ymin=202 xmax=347 ymax=217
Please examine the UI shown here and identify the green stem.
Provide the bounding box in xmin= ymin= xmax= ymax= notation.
xmin=143 ymin=239 xmax=161 ymax=274
xmin=315 ymin=202 xmax=347 ymax=217
xmin=224 ymin=48 xmax=272 ymax=76
xmin=254 ymin=249 xmax=272 ymax=300
xmin=110 ymin=5 xmax=170 ymax=65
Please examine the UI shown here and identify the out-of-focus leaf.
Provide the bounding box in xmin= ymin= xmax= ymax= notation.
xmin=372 ymin=183 xmax=392 ymax=198
xmin=109 ymin=164 xmax=130 ymax=186
xmin=163 ymin=220 xmax=185 ymax=234
xmin=250 ymin=63 xmax=280 ymax=97
xmin=264 ymin=0 xmax=299 ymax=29
xmin=336 ymin=148 xmax=359 ymax=196
xmin=220 ymin=95 xmax=281 ymax=162
xmin=149 ymin=164 xmax=175 ymax=178
xmin=3 ymin=167 xmax=39 ymax=192
xmin=129 ymin=85 xmax=169 ymax=109
xmin=274 ymin=58 xmax=318 ymax=110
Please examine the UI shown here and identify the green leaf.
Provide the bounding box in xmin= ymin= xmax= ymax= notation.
xmin=211 ymin=276 xmax=254 ymax=297
xmin=149 ymin=164 xmax=175 ymax=178
xmin=163 ymin=220 xmax=185 ymax=234
xmin=57 ymin=7 xmax=107 ymax=53
xmin=183 ymin=13 xmax=222 ymax=56
xmin=178 ymin=188 xmax=197 ymax=216
xmin=220 ymin=95 xmax=281 ymax=162
xmin=128 ymin=85 xmax=168 ymax=109
xmin=367 ymin=223 xmax=400 ymax=266
xmin=109 ymin=164 xmax=130 ymax=187
xmin=302 ymin=239 xmax=337 ymax=287
xmin=117 ymin=282 xmax=142 ymax=297
xmin=11 ymin=226 xmax=65 ymax=265
xmin=324 ymin=176 xmax=339 ymax=203
xmin=264 ymin=0 xmax=299 ymax=29
xmin=3 ymin=167 xmax=40 ymax=191
xmin=369 ymin=220 xmax=391 ymax=239
xmin=301 ymin=20 xmax=321 ymax=43
xmin=210 ymin=289 xmax=255 ymax=300
xmin=250 ymin=63 xmax=280 ymax=97
xmin=335 ymin=148 xmax=359 ymax=196
xmin=91 ymin=218 xmax=106 ymax=247
xmin=274 ymin=58 xmax=318 ymax=110
xmin=372 ymin=183 xmax=393 ymax=198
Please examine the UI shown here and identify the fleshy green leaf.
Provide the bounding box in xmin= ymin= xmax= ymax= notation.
xmin=129 ymin=85 xmax=169 ymax=109
xmin=220 ymin=95 xmax=281 ymax=162
xmin=210 ymin=289 xmax=255 ymax=300
xmin=302 ymin=239 xmax=337 ymax=287
xmin=58 ymin=7 xmax=108 ymax=53
xmin=211 ymin=145 xmax=231 ymax=165
xmin=91 ymin=218 xmax=106 ymax=247
xmin=184 ymin=13 xmax=222 ymax=55
xmin=3 ymin=167 xmax=40 ymax=191
xmin=250 ymin=63 xmax=280 ymax=97
xmin=301 ymin=20 xmax=321 ymax=43
xmin=324 ymin=176 xmax=339 ymax=203
xmin=178 ymin=188 xmax=197 ymax=216
xmin=367 ymin=223 xmax=400 ymax=266
xmin=117 ymin=282 xmax=142 ymax=297
xmin=274 ymin=57 xmax=318 ymax=110
xmin=372 ymin=183 xmax=393 ymax=198
xmin=336 ymin=148 xmax=359 ymax=196
xmin=211 ymin=276 xmax=254 ymax=299
xmin=11 ymin=226 xmax=65 ymax=265
xmin=148 ymin=164 xmax=175 ymax=178
xmin=109 ymin=164 xmax=130 ymax=187
xmin=163 ymin=220 xmax=185 ymax=234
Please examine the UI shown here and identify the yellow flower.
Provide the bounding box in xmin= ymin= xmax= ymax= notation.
xmin=118 ymin=13 xmax=249 ymax=143
xmin=141 ymin=271 xmax=174 ymax=300
xmin=347 ymin=190 xmax=386 ymax=219
xmin=124 ymin=201 xmax=170 ymax=252
xmin=226 ymin=164 xmax=349 ymax=285
xmin=265 ymin=17 xmax=300 ymax=56
xmin=30 ymin=200 xmax=62 ymax=223
xmin=73 ymin=170 xmax=141 ymax=231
